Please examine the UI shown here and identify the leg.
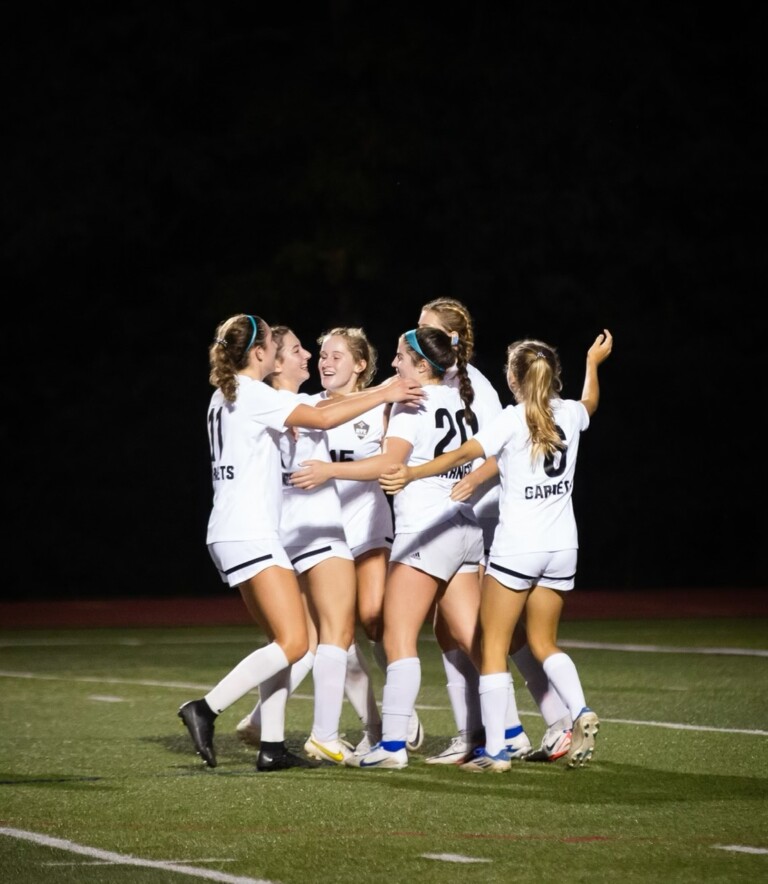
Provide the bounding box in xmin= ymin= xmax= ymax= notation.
xmin=526 ymin=585 xmax=600 ymax=767
xmin=302 ymin=557 xmax=357 ymax=762
xmin=179 ymin=565 xmax=306 ymax=767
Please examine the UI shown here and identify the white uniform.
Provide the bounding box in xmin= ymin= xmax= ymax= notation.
xmin=463 ymin=363 xmax=502 ymax=550
xmin=318 ymin=393 xmax=394 ymax=556
xmin=206 ymin=376 xmax=298 ymax=584
xmin=276 ymin=391 xmax=352 ymax=574
xmin=475 ymin=398 xmax=589 ymax=591
xmin=386 ymin=384 xmax=484 ymax=581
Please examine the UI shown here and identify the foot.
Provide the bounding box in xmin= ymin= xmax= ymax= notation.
xmin=236 ymin=715 xmax=261 ymax=747
xmin=505 ymin=730 xmax=533 ymax=759
xmin=406 ymin=710 xmax=424 ymax=752
xmin=460 ymin=746 xmax=511 ymax=773
xmin=257 ymin=743 xmax=319 ymax=772
xmin=525 ymin=726 xmax=573 ymax=763
xmin=566 ymin=708 xmax=600 ymax=768
xmin=303 ymin=733 xmax=354 ymax=765
xmin=345 ymin=742 xmax=408 ymax=770
xmin=425 ymin=735 xmax=476 ymax=765
xmin=178 ymin=699 xmax=217 ymax=768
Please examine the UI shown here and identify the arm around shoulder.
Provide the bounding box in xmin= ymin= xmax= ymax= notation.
xmin=580 ymin=329 xmax=613 ymax=417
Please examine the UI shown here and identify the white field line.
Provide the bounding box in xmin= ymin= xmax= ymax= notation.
xmin=0 ymin=827 xmax=274 ymax=883
xmin=1 ymin=635 xmax=766 ymax=656
xmin=0 ymin=670 xmax=765 ymax=737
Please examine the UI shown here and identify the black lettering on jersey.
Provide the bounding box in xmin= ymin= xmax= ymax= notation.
xmin=330 ymin=449 xmax=355 ymax=463
xmin=440 ymin=463 xmax=473 ymax=480
xmin=524 ymin=479 xmax=571 ymax=499
xmin=212 ymin=465 xmax=235 ymax=481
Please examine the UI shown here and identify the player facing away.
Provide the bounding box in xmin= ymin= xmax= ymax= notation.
xmin=381 ymin=330 xmax=613 ymax=771
xmin=178 ymin=313 xmax=423 ymax=770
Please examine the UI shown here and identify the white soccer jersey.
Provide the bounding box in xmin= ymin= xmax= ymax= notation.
xmin=386 ymin=383 xmax=479 ymax=534
xmin=464 ymin=363 xmax=502 ymax=521
xmin=474 ymin=398 xmax=590 ymax=554
xmin=206 ymin=376 xmax=298 ymax=543
xmin=317 ymin=393 xmax=394 ymax=551
xmin=275 ymin=391 xmax=347 ymax=549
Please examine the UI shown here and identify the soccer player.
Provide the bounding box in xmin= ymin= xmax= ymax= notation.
xmin=178 ymin=313 xmax=423 ymax=770
xmin=291 ymin=326 xmax=483 ymax=770
xmin=380 ymin=330 xmax=613 ymax=771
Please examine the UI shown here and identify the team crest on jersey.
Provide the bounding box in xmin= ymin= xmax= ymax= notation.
xmin=354 ymin=420 xmax=370 ymax=439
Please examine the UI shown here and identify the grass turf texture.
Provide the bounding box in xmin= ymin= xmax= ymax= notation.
xmin=1 ymin=618 xmax=766 ymax=883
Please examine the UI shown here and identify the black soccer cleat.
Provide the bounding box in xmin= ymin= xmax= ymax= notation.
xmin=178 ymin=699 xmax=217 ymax=768
xmin=256 ymin=742 xmax=319 ymax=772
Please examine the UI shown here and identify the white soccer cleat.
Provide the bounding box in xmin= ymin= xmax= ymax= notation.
xmin=525 ymin=726 xmax=573 ymax=763
xmin=236 ymin=715 xmax=261 ymax=747
xmin=460 ymin=746 xmax=511 ymax=773
xmin=505 ymin=731 xmax=533 ymax=759
xmin=406 ymin=710 xmax=424 ymax=751
xmin=424 ymin=735 xmax=474 ymax=765
xmin=345 ymin=742 xmax=408 ymax=770
xmin=303 ymin=733 xmax=354 ymax=765
xmin=566 ymin=708 xmax=600 ymax=768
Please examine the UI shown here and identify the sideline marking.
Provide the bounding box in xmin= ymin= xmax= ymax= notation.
xmin=0 ymin=827 xmax=274 ymax=883
xmin=421 ymin=852 xmax=491 ymax=863
xmin=712 ymin=844 xmax=768 ymax=855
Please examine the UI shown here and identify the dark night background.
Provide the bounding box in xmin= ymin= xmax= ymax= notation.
xmin=5 ymin=5 xmax=765 ymax=602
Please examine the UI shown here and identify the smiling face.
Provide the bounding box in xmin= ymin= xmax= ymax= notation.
xmin=317 ymin=334 xmax=365 ymax=394
xmin=391 ymin=336 xmax=421 ymax=382
xmin=273 ymin=330 xmax=311 ymax=389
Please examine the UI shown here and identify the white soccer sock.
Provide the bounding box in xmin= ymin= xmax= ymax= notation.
xmin=511 ymin=644 xmax=571 ymax=728
xmin=479 ymin=672 xmax=512 ymax=756
xmin=311 ymin=644 xmax=349 ymax=743
xmin=344 ymin=642 xmax=382 ymax=740
xmin=442 ymin=649 xmax=481 ymax=737
xmin=204 ymin=641 xmax=290 ymax=715
xmin=542 ymin=651 xmax=587 ymax=721
xmin=248 ymin=650 xmax=315 ymax=728
xmin=381 ymin=657 xmax=420 ymax=745
xmin=259 ymin=666 xmax=291 ymax=742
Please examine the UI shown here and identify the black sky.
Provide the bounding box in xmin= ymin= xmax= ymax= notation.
xmin=5 ymin=6 xmax=766 ymax=600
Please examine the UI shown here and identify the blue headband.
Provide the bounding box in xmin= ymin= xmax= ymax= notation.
xmin=404 ymin=329 xmax=445 ymax=375
xmin=246 ymin=314 xmax=259 ymax=351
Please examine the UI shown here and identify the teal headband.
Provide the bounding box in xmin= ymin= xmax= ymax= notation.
xmin=404 ymin=329 xmax=445 ymax=375
xmin=246 ymin=314 xmax=259 ymax=351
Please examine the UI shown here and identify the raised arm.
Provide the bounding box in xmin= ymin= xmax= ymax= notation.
xmin=379 ymin=438 xmax=485 ymax=496
xmin=286 ymin=376 xmax=423 ymax=430
xmin=580 ymin=329 xmax=613 ymax=417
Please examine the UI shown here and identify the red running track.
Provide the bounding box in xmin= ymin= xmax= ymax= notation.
xmin=0 ymin=588 xmax=765 ymax=629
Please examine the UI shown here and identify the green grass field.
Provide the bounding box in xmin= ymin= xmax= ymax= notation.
xmin=1 ymin=617 xmax=766 ymax=883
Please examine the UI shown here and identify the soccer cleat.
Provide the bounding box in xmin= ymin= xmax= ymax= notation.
xmin=424 ymin=735 xmax=474 ymax=765
xmin=525 ymin=726 xmax=573 ymax=763
xmin=303 ymin=733 xmax=354 ymax=765
xmin=505 ymin=731 xmax=533 ymax=759
xmin=406 ymin=710 xmax=424 ymax=751
xmin=178 ymin=699 xmax=217 ymax=768
xmin=236 ymin=715 xmax=261 ymax=747
xmin=345 ymin=742 xmax=408 ymax=770
xmin=460 ymin=746 xmax=511 ymax=773
xmin=566 ymin=708 xmax=600 ymax=768
xmin=256 ymin=743 xmax=319 ymax=771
